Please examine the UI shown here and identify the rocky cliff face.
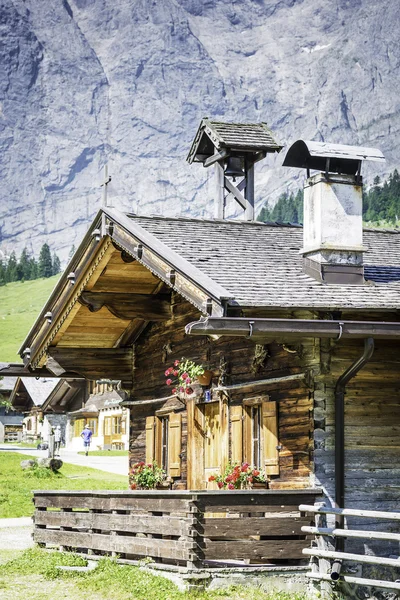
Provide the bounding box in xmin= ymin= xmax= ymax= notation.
xmin=1 ymin=0 xmax=399 ymax=260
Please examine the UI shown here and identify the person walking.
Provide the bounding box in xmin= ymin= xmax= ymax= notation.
xmin=80 ymin=424 xmax=93 ymax=456
xmin=54 ymin=425 xmax=62 ymax=455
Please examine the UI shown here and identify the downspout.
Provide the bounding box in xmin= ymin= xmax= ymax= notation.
xmin=331 ymin=336 xmax=375 ymax=580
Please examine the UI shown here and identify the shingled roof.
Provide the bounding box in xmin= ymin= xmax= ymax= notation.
xmin=128 ymin=215 xmax=400 ymax=311
xmin=187 ymin=119 xmax=282 ymax=163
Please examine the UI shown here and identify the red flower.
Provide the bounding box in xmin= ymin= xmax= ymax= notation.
xmin=208 ymin=475 xmax=216 ymax=481
xmin=252 ymin=470 xmax=260 ymax=477
xmin=217 ymin=481 xmax=223 ymax=489
xmin=130 ymin=483 xmax=137 ymax=489
xmin=225 ymin=475 xmax=233 ymax=482
xmin=165 ymin=368 xmax=172 ymax=376
xmin=228 ymin=483 xmax=235 ymax=490
xmin=172 ymin=388 xmax=177 ymax=394
xmin=181 ymin=372 xmax=189 ymax=380
xmin=174 ymin=360 xmax=180 ymax=366
xmin=173 ymin=370 xmax=179 ymax=376
xmin=166 ymin=378 xmax=172 ymax=385
xmin=186 ymin=387 xmax=194 ymax=395
xmin=186 ymin=377 xmax=191 ymax=384
xmin=179 ymin=386 xmax=185 ymax=393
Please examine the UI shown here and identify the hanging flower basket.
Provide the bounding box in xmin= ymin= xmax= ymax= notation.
xmin=196 ymin=369 xmax=213 ymax=386
xmin=164 ymin=358 xmax=212 ymax=396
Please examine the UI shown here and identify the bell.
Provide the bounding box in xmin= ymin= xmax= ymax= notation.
xmin=224 ymin=156 xmax=244 ymax=181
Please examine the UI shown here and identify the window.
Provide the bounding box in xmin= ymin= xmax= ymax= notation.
xmin=86 ymin=419 xmax=98 ymax=436
xmin=145 ymin=412 xmax=181 ymax=478
xmin=230 ymin=397 xmax=280 ymax=477
xmin=160 ymin=416 xmax=169 ymax=472
xmin=74 ymin=419 xmax=85 ymax=438
xmin=251 ymin=405 xmax=262 ymax=469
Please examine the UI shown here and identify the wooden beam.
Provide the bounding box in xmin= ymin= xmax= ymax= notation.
xmin=0 ymin=363 xmax=85 ymax=379
xmin=203 ymin=148 xmax=230 ymax=168
xmin=223 ymin=176 xmax=248 ymax=211
xmin=79 ymin=292 xmax=171 ymax=321
xmin=46 ymin=348 xmax=133 ymax=387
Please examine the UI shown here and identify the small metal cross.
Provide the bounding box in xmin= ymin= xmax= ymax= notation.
xmin=101 ymin=165 xmax=112 ymax=207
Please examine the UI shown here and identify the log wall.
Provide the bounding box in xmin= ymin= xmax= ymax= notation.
xmin=130 ymin=295 xmax=318 ymax=490
xmin=314 ymin=313 xmax=400 ymax=559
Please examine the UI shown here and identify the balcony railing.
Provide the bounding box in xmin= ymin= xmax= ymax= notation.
xmin=33 ymin=488 xmax=321 ymax=568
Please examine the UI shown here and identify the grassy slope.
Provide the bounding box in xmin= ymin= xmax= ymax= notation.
xmin=0 ymin=276 xmax=60 ymax=362
xmin=0 ymin=452 xmax=127 ymax=518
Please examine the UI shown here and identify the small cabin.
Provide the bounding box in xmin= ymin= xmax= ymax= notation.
xmin=3 ymin=123 xmax=400 ymax=593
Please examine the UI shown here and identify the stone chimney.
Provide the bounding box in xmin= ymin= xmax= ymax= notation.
xmin=283 ymin=140 xmax=385 ymax=284
xmin=187 ymin=119 xmax=282 ymax=220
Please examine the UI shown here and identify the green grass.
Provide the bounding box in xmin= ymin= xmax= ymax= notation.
xmin=0 ymin=548 xmax=309 ymax=600
xmin=0 ymin=451 xmax=127 ymax=518
xmin=0 ymin=276 xmax=60 ymax=361
xmin=77 ymin=450 xmax=128 ymax=456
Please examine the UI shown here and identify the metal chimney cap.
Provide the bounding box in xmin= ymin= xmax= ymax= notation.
xmin=283 ymin=140 xmax=385 ymax=175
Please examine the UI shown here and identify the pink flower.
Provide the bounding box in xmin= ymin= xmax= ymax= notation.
xmin=166 ymin=378 xmax=172 ymax=385
xmin=185 ymin=377 xmax=191 ymax=384
xmin=165 ymin=368 xmax=172 ymax=376
xmin=174 ymin=360 xmax=180 ymax=366
xmin=181 ymin=372 xmax=189 ymax=380
xmin=252 ymin=470 xmax=260 ymax=477
xmin=173 ymin=370 xmax=179 ymax=376
xmin=179 ymin=386 xmax=185 ymax=393
xmin=217 ymin=482 xmax=223 ymax=489
xmin=228 ymin=483 xmax=235 ymax=490
xmin=172 ymin=388 xmax=177 ymax=394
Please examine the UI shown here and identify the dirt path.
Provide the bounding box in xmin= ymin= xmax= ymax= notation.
xmin=0 ymin=518 xmax=34 ymax=551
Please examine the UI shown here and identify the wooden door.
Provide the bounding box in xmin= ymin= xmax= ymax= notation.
xmin=104 ymin=416 xmax=112 ymax=447
xmin=204 ymin=402 xmax=221 ymax=489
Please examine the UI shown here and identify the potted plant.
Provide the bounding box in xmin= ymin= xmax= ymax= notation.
xmin=208 ymin=462 xmax=269 ymax=490
xmin=129 ymin=461 xmax=170 ymax=490
xmin=164 ymin=358 xmax=213 ymax=396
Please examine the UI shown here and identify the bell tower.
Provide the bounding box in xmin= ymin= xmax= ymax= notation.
xmin=187 ymin=119 xmax=282 ymax=220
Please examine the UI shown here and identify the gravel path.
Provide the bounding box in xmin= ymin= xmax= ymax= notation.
xmin=0 ymin=518 xmax=34 ymax=551
xmin=0 ymin=445 xmax=129 ymax=476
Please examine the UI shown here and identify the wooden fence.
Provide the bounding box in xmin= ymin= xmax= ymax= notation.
xmin=300 ymin=503 xmax=400 ymax=594
xmin=33 ymin=489 xmax=320 ymax=568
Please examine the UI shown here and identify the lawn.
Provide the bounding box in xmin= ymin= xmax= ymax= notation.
xmin=77 ymin=450 xmax=128 ymax=456
xmin=0 ymin=276 xmax=60 ymax=361
xmin=0 ymin=548 xmax=309 ymax=600
xmin=0 ymin=451 xmax=127 ymax=518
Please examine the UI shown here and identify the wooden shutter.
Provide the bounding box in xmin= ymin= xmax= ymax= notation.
xmin=262 ymin=400 xmax=279 ymax=476
xmin=145 ymin=416 xmax=155 ymax=463
xmin=230 ymin=405 xmax=243 ymax=463
xmin=168 ymin=412 xmax=182 ymax=477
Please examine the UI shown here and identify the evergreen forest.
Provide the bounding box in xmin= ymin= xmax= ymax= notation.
xmin=0 ymin=243 xmax=61 ymax=286
xmin=257 ymin=169 xmax=400 ymax=226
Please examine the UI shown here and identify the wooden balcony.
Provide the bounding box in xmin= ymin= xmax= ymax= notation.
xmin=33 ymin=488 xmax=321 ymax=568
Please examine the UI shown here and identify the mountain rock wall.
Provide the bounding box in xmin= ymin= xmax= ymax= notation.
xmin=1 ymin=0 xmax=399 ymax=260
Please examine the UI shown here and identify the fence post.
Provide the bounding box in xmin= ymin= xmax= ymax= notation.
xmin=312 ymin=502 xmax=334 ymax=599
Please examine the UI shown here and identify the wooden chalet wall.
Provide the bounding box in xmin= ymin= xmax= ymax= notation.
xmin=314 ymin=315 xmax=400 ymax=556
xmin=129 ymin=295 xmax=318 ymax=490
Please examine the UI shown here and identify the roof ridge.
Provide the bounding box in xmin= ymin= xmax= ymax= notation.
xmin=126 ymin=213 xmax=303 ymax=229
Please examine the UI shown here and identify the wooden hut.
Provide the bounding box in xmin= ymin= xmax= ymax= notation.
xmin=2 ymin=124 xmax=400 ymax=590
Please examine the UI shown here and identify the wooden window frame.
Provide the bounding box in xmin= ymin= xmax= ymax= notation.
xmin=146 ymin=411 xmax=182 ymax=478
xmin=242 ymin=395 xmax=280 ymax=477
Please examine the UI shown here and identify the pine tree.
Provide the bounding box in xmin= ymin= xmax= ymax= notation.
xmin=38 ymin=243 xmax=53 ymax=278
xmin=17 ymin=248 xmax=32 ymax=281
xmin=6 ymin=252 xmax=18 ymax=283
xmin=0 ymin=260 xmax=6 ymax=286
xmin=68 ymin=245 xmax=76 ymax=262
xmin=52 ymin=252 xmax=61 ymax=276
